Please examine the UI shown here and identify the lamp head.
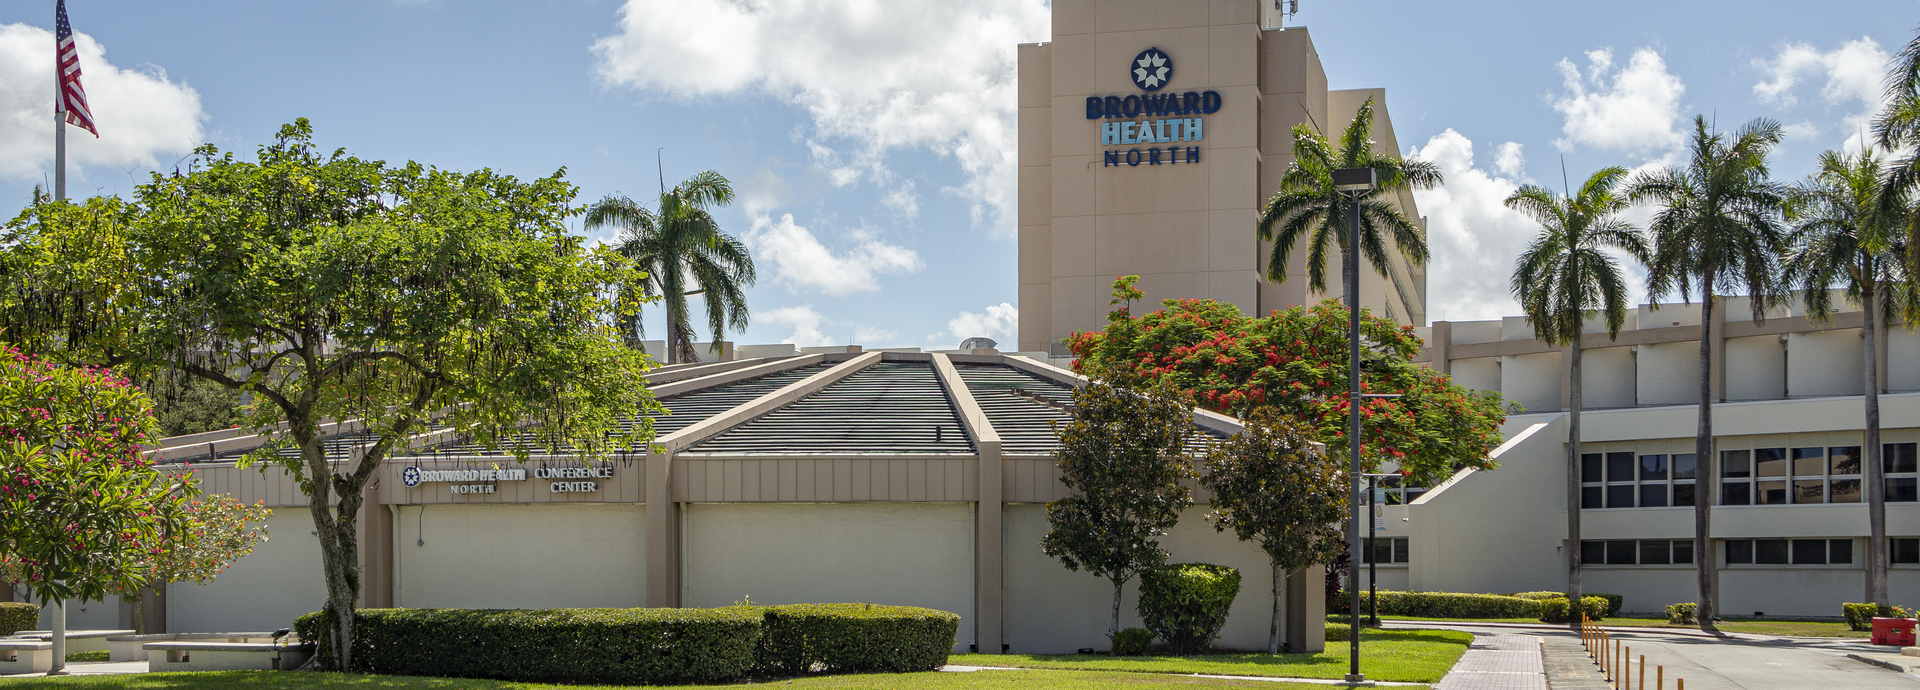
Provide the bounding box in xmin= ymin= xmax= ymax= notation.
xmin=1332 ymin=167 xmax=1376 ymax=192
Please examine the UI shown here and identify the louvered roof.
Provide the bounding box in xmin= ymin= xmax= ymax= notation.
xmin=685 ymin=361 xmax=973 ymax=455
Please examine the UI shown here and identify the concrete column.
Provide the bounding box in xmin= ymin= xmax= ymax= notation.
xmin=646 ymin=449 xmax=681 ymax=608
xmin=1431 ymin=321 xmax=1452 ymax=376
xmin=1876 ymin=310 xmax=1891 ymax=393
xmin=1285 ymin=566 xmax=1325 ymax=653
xmin=931 ymin=353 xmax=1005 ymax=653
xmin=1559 ymin=345 xmax=1573 ymax=412
xmin=359 ymin=463 xmax=394 ymax=609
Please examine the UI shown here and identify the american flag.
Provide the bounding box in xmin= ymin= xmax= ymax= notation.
xmin=55 ymin=0 xmax=97 ymax=137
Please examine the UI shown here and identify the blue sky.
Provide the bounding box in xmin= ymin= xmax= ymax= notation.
xmin=2 ymin=1 xmax=1915 ymax=349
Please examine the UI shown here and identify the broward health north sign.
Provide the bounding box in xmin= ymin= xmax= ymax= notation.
xmin=1087 ymin=48 xmax=1219 ymax=168
xmin=401 ymin=463 xmax=614 ymax=495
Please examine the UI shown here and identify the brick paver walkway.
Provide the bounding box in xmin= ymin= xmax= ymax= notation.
xmin=1433 ymin=634 xmax=1548 ymax=690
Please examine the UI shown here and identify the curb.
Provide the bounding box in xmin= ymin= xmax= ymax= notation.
xmin=1382 ymin=620 xmax=1784 ymax=641
xmin=1846 ymin=653 xmax=1917 ymax=674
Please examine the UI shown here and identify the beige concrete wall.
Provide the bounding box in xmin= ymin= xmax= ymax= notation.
xmin=1580 ymin=347 xmax=1636 ymax=409
xmin=681 ymin=502 xmax=976 ymax=650
xmin=1581 ymin=567 xmax=1704 ymax=615
xmin=1787 ymin=329 xmax=1863 ymax=398
xmin=1635 ymin=342 xmax=1702 ymax=406
xmin=1003 ymin=503 xmax=1309 ymax=654
xmin=1501 ymin=353 xmax=1561 ymax=414
xmin=392 ymin=503 xmax=645 ymax=610
xmin=1718 ymin=568 xmax=1863 ymax=618
xmin=1406 ymin=416 xmax=1569 ymax=595
xmin=1891 ymin=328 xmax=1920 ymax=391
xmin=1725 ymin=335 xmax=1785 ymax=401
xmin=168 ymin=512 xmax=327 ymax=633
xmin=1450 ymin=357 xmax=1500 ymax=394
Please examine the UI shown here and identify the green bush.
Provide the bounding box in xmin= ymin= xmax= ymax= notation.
xmin=1109 ymin=627 xmax=1153 ymax=656
xmin=294 ymin=607 xmax=762 ymax=685
xmin=1511 ymin=591 xmax=1622 ymax=616
xmin=1341 ymin=590 xmax=1544 ymax=619
xmin=1666 ymin=603 xmax=1696 ymax=625
xmin=1537 ymin=597 xmax=1608 ymax=624
xmin=1843 ymin=603 xmax=1918 ymax=631
xmin=1138 ymin=563 xmax=1242 ymax=655
xmin=0 ymin=602 xmax=35 ymax=635
xmin=1326 ymin=622 xmax=1350 ymax=642
xmin=753 ymin=603 xmax=958 ymax=675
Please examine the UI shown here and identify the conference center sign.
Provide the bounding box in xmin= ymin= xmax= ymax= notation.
xmin=1086 ymin=48 xmax=1219 ymax=168
xmin=401 ymin=463 xmax=615 ymax=495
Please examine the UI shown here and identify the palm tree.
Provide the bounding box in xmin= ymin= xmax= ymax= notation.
xmin=1628 ymin=116 xmax=1790 ymax=632
xmin=585 ymin=171 xmax=755 ymax=364
xmin=1783 ymin=149 xmax=1920 ymax=606
xmin=1256 ymin=96 xmax=1443 ymax=298
xmin=1873 ymin=26 xmax=1920 ymax=267
xmin=1506 ymin=167 xmax=1647 ymax=626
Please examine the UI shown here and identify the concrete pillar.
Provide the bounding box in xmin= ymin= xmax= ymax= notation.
xmin=1710 ymin=297 xmax=1727 ymax=402
xmin=646 ymin=449 xmax=681 ymax=608
xmin=1430 ymin=321 xmax=1452 ymax=376
xmin=360 ymin=465 xmax=394 ymax=609
xmin=1285 ymin=566 xmax=1325 ymax=653
xmin=976 ymin=440 xmax=1004 ymax=654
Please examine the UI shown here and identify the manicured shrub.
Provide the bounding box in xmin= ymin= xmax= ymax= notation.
xmin=1109 ymin=627 xmax=1153 ymax=656
xmin=1336 ymin=590 xmax=1544 ymax=619
xmin=1666 ymin=603 xmax=1696 ymax=625
xmin=0 ymin=602 xmax=36 ymax=635
xmin=1511 ymin=591 xmax=1622 ymax=617
xmin=294 ymin=607 xmax=762 ymax=685
xmin=1538 ymin=597 xmax=1608 ymax=624
xmin=753 ymin=603 xmax=958 ymax=675
xmin=1843 ymin=603 xmax=1918 ymax=631
xmin=1138 ymin=563 xmax=1242 ymax=655
xmin=1326 ymin=622 xmax=1350 ymax=642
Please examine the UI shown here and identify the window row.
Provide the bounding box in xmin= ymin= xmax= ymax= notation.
xmin=1579 ymin=443 xmax=1918 ymax=508
xmin=1724 ymin=538 xmax=1852 ymax=565
xmin=1360 ymin=537 xmax=1409 ymax=564
xmin=1580 ymin=539 xmax=1695 ymax=566
xmin=1898 ymin=538 xmax=1920 ymax=565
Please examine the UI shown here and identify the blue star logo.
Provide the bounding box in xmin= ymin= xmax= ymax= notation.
xmin=402 ymin=466 xmax=421 ymax=488
xmin=1131 ymin=48 xmax=1173 ymax=91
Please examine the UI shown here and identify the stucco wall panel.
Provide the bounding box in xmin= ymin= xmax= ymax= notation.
xmin=682 ymin=503 xmax=975 ymax=649
xmin=1449 ymin=357 xmax=1499 ymax=395
xmin=1725 ymin=335 xmax=1785 ymax=401
xmin=1718 ymin=568 xmax=1862 ymax=618
xmin=393 ymin=503 xmax=645 ymax=610
xmin=1891 ymin=328 xmax=1920 ymax=391
xmin=1501 ymin=353 xmax=1561 ymax=414
xmin=1636 ymin=342 xmax=1702 ymax=406
xmin=1787 ymin=329 xmax=1863 ymax=398
xmin=169 ymin=512 xmax=327 ymax=633
xmin=1579 ymin=347 xmax=1635 ymax=409
xmin=1581 ymin=568 xmax=1700 ymax=615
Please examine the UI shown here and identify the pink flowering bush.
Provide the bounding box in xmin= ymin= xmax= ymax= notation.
xmin=0 ymin=344 xmax=199 ymax=604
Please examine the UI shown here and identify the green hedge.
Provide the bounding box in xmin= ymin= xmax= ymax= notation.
xmin=1326 ymin=622 xmax=1350 ymax=642
xmin=1109 ymin=627 xmax=1153 ymax=656
xmin=295 ymin=604 xmax=957 ymax=684
xmin=1665 ymin=603 xmax=1696 ymax=625
xmin=0 ymin=602 xmax=36 ymax=635
xmin=1511 ymin=591 xmax=1622 ymax=617
xmin=1537 ymin=597 xmax=1608 ymax=623
xmin=295 ymin=607 xmax=761 ymax=685
xmin=753 ymin=604 xmax=958 ymax=675
xmin=1138 ymin=563 xmax=1241 ymax=655
xmin=1341 ymin=590 xmax=1544 ymax=619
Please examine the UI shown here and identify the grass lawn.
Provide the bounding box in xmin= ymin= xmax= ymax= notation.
xmin=1377 ymin=614 xmax=1866 ymax=638
xmin=946 ymin=628 xmax=1471 ymax=683
xmin=3 ymin=669 xmax=1379 ymax=689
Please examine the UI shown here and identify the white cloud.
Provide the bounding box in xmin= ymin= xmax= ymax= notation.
xmin=761 ymin=305 xmax=831 ymax=346
xmin=1752 ymin=38 xmax=1890 ymax=152
xmin=1551 ymin=47 xmax=1685 ymax=158
xmin=760 ymin=304 xmax=897 ymax=346
xmin=591 ymin=0 xmax=1049 ymax=237
xmin=882 ymin=180 xmax=920 ymax=219
xmin=1492 ymin=141 xmax=1527 ymax=181
xmin=1407 ymin=130 xmax=1538 ymax=322
xmin=0 ymin=24 xmax=205 ymax=181
xmin=745 ymin=213 xmax=924 ymax=295
xmin=937 ymin=302 xmax=1017 ymax=348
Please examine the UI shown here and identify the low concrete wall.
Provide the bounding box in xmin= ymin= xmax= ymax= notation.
xmin=681 ymin=502 xmax=976 ymax=650
xmin=393 ymin=503 xmax=646 ymax=610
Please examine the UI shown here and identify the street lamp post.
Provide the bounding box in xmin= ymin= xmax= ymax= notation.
xmin=1360 ymin=471 xmax=1400 ymax=629
xmin=1330 ymin=166 xmax=1375 ymax=683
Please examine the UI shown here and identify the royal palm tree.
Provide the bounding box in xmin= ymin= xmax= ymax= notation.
xmin=1506 ymin=167 xmax=1647 ymax=626
xmin=585 ymin=171 xmax=754 ymax=364
xmin=1874 ymin=25 xmax=1920 ymax=266
xmin=1256 ymin=96 xmax=1443 ymax=298
xmin=1628 ymin=116 xmax=1790 ymax=632
xmin=1784 ymin=149 xmax=1920 ymax=606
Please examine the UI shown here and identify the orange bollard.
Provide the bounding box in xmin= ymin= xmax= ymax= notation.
xmin=1678 ymin=680 xmax=1683 ymax=690
xmin=1639 ymin=654 xmax=1645 ymax=689
xmin=1658 ymin=664 xmax=1664 ymax=689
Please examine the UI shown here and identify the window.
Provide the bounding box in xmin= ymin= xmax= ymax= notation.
xmin=1890 ymin=444 xmax=1918 ymax=503
xmin=1581 ymin=453 xmax=1603 ymax=483
xmin=1582 ymin=450 xmax=1693 ymax=509
xmin=1894 ymin=538 xmax=1919 ymax=565
xmin=1723 ymin=538 xmax=1853 ymax=566
xmin=1582 ymin=486 xmax=1602 ymax=509
xmin=1830 ymin=446 xmax=1862 ymax=475
xmin=1721 ymin=450 xmax=1751 ymax=505
xmin=1756 ymin=448 xmax=1788 ymax=477
xmin=1579 ymin=539 xmax=1693 ymax=565
xmin=1361 ymin=537 xmax=1409 ymax=564
xmin=1673 ymin=454 xmax=1697 ymax=506
xmin=1375 ymin=475 xmax=1431 ymax=506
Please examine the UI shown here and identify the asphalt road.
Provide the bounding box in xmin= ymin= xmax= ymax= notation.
xmin=1395 ymin=622 xmax=1920 ymax=689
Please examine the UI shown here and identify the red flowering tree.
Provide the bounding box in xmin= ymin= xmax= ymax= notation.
xmin=1068 ymin=276 xmax=1512 ymax=486
xmin=0 ymin=345 xmax=199 ymax=607
xmin=107 ymin=496 xmax=273 ymax=633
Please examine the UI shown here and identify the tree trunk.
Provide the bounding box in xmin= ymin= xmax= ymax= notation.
xmin=1566 ymin=342 xmax=1583 ymax=629
xmin=1864 ymin=272 xmax=1888 ymax=604
xmin=1268 ymin=561 xmax=1282 ymax=655
xmin=1694 ymin=285 xmax=1717 ymax=632
xmin=125 ymin=595 xmax=142 ymax=635
xmin=303 ymin=428 xmax=364 ymax=672
xmin=664 ymin=303 xmax=679 ymax=365
xmin=1110 ymin=576 xmax=1125 ymax=639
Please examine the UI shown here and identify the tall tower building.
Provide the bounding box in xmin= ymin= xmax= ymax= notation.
xmin=1016 ymin=0 xmax=1428 ymax=353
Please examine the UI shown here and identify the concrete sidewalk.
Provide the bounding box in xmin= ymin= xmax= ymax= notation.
xmin=1432 ymin=633 xmax=1547 ymax=690
xmin=1400 ymin=623 xmax=1920 ymax=689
